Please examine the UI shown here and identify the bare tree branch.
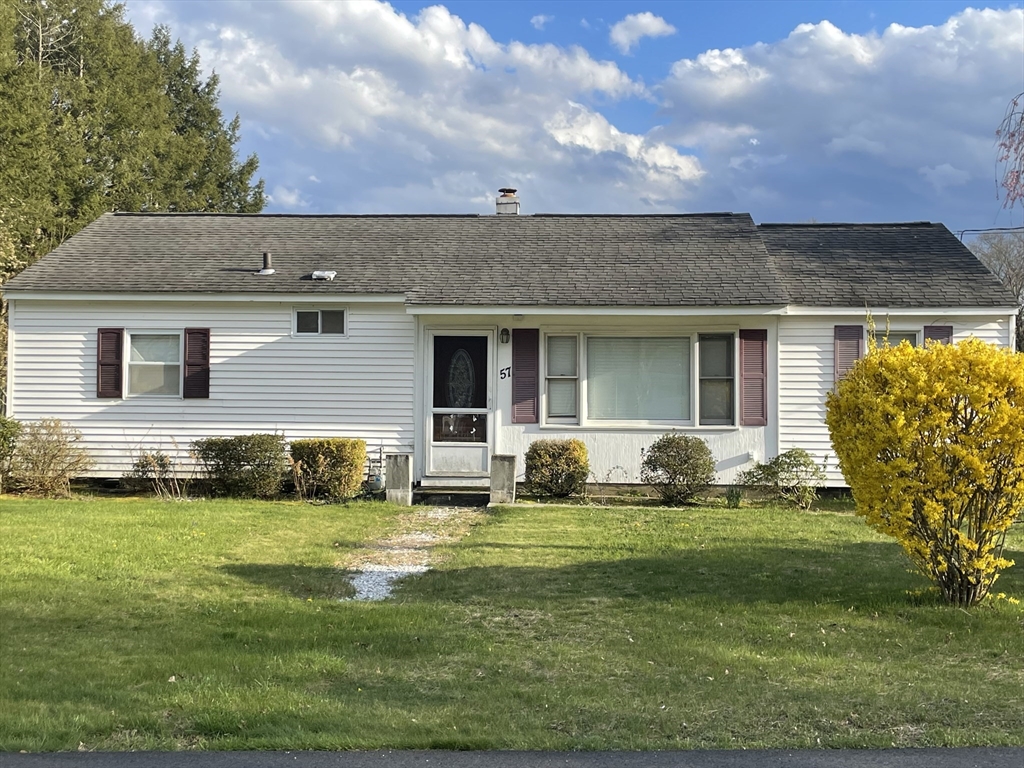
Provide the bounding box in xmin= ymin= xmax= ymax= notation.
xmin=997 ymin=93 xmax=1024 ymax=209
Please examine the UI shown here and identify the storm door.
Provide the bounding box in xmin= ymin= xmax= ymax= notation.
xmin=427 ymin=332 xmax=492 ymax=476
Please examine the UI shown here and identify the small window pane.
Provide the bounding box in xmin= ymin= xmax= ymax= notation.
xmin=548 ymin=379 xmax=577 ymax=418
xmin=700 ymin=379 xmax=733 ymax=424
xmin=432 ymin=413 xmax=487 ymax=443
xmin=873 ymin=332 xmax=917 ymax=348
xmin=296 ymin=311 xmax=319 ymax=334
xmin=700 ymin=335 xmax=733 ymax=378
xmin=547 ymin=336 xmax=577 ymax=377
xmin=130 ymin=334 xmax=179 ymax=362
xmin=321 ymin=310 xmax=345 ymax=334
xmin=129 ymin=364 xmax=180 ymax=395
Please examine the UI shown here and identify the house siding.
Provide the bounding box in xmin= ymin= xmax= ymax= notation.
xmin=8 ymin=299 xmax=415 ymax=476
xmin=778 ymin=314 xmax=1011 ymax=486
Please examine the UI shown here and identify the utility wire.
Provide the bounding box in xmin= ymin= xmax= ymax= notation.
xmin=958 ymin=226 xmax=1024 ymax=241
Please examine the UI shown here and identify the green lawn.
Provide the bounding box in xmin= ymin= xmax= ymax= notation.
xmin=1 ymin=497 xmax=1022 ymax=751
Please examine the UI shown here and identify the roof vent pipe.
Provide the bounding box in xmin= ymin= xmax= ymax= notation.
xmin=256 ymin=251 xmax=275 ymax=276
xmin=496 ymin=187 xmax=520 ymax=216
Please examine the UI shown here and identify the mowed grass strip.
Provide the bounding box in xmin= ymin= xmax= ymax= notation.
xmin=1 ymin=498 xmax=1022 ymax=751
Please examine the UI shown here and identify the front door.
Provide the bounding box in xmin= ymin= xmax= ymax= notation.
xmin=427 ymin=331 xmax=492 ymax=476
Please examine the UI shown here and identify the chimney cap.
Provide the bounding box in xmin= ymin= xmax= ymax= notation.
xmin=498 ymin=187 xmax=517 ymax=196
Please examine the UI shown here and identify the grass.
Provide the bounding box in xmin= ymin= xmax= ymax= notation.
xmin=1 ymin=496 xmax=1022 ymax=751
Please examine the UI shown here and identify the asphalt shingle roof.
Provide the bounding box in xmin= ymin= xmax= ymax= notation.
xmin=4 ymin=212 xmax=1017 ymax=309
xmin=758 ymin=222 xmax=1017 ymax=308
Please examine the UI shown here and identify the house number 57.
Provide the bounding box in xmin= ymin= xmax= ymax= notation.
xmin=499 ymin=366 xmax=511 ymax=379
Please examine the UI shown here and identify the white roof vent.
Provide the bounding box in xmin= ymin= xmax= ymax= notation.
xmin=311 ymin=270 xmax=337 ymax=281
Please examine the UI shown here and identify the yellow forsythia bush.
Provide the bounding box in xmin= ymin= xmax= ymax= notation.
xmin=826 ymin=337 xmax=1024 ymax=606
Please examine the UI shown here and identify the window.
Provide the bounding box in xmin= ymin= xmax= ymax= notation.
xmin=128 ymin=333 xmax=181 ymax=396
xmin=699 ymin=334 xmax=734 ymax=425
xmin=295 ymin=309 xmax=345 ymax=335
xmin=587 ymin=337 xmax=690 ymax=421
xmin=546 ymin=336 xmax=578 ymax=420
xmin=872 ymin=331 xmax=918 ymax=348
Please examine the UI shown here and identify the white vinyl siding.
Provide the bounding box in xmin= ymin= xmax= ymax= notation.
xmin=8 ymin=300 xmax=414 ymax=476
xmin=778 ymin=315 xmax=1012 ymax=487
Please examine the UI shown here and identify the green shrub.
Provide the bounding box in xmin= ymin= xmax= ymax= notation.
xmin=10 ymin=418 xmax=93 ymax=498
xmin=524 ymin=439 xmax=589 ymax=498
xmin=290 ymin=438 xmax=366 ymax=501
xmin=0 ymin=415 xmax=20 ymax=493
xmin=192 ymin=433 xmax=286 ymax=499
xmin=640 ymin=433 xmax=716 ymax=506
xmin=738 ymin=448 xmax=825 ymax=510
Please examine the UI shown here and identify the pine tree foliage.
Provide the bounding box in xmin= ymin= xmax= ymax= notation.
xmin=0 ymin=0 xmax=264 ymax=412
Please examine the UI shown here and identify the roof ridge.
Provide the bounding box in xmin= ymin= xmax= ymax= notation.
xmin=106 ymin=211 xmax=742 ymax=219
xmin=759 ymin=221 xmax=935 ymax=228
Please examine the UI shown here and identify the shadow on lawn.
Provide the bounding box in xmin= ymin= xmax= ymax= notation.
xmin=220 ymin=563 xmax=355 ymax=600
xmin=221 ymin=542 xmax=1022 ymax=606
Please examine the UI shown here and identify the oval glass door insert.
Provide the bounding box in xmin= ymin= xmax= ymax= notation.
xmin=447 ymin=348 xmax=476 ymax=408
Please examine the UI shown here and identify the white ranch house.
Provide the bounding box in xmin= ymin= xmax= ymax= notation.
xmin=3 ymin=193 xmax=1018 ymax=488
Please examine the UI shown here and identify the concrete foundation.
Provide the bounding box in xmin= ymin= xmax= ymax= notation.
xmin=489 ymin=454 xmax=517 ymax=505
xmin=385 ymin=454 xmax=413 ymax=506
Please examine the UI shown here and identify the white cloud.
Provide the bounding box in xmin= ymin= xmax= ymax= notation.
xmin=308 ymin=175 xmax=321 ymax=183
xmin=268 ymin=185 xmax=309 ymax=209
xmin=132 ymin=0 xmax=695 ymax=213
xmin=121 ymin=2 xmax=1024 ymax=226
xmin=546 ymin=103 xmax=703 ymax=199
xmin=919 ymin=163 xmax=970 ymax=192
xmin=609 ymin=12 xmax=676 ymax=54
xmin=530 ymin=14 xmax=553 ymax=31
xmin=659 ymin=8 xmax=1024 ymax=222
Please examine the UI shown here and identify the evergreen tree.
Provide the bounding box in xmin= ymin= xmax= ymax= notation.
xmin=0 ymin=0 xmax=265 ymax=411
xmin=146 ymin=25 xmax=263 ymax=213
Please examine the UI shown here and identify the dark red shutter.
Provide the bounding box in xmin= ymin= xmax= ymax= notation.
xmin=183 ymin=328 xmax=211 ymax=399
xmin=923 ymin=325 xmax=953 ymax=345
xmin=511 ymin=329 xmax=539 ymax=424
xmin=739 ymin=329 xmax=768 ymax=426
xmin=834 ymin=325 xmax=864 ymax=382
xmin=97 ymin=328 xmax=123 ymax=398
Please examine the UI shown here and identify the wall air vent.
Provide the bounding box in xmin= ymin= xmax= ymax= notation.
xmin=311 ymin=270 xmax=337 ymax=281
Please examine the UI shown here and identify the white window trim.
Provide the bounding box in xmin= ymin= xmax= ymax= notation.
xmin=124 ymin=329 xmax=184 ymax=399
xmin=536 ymin=328 xmax=743 ymax=430
xmin=696 ymin=332 xmax=738 ymax=427
xmin=542 ymin=332 xmax=581 ymax=425
xmin=291 ymin=306 xmax=349 ymax=338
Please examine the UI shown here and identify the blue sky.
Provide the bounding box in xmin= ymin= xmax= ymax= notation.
xmin=126 ymin=1 xmax=1024 ymax=233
